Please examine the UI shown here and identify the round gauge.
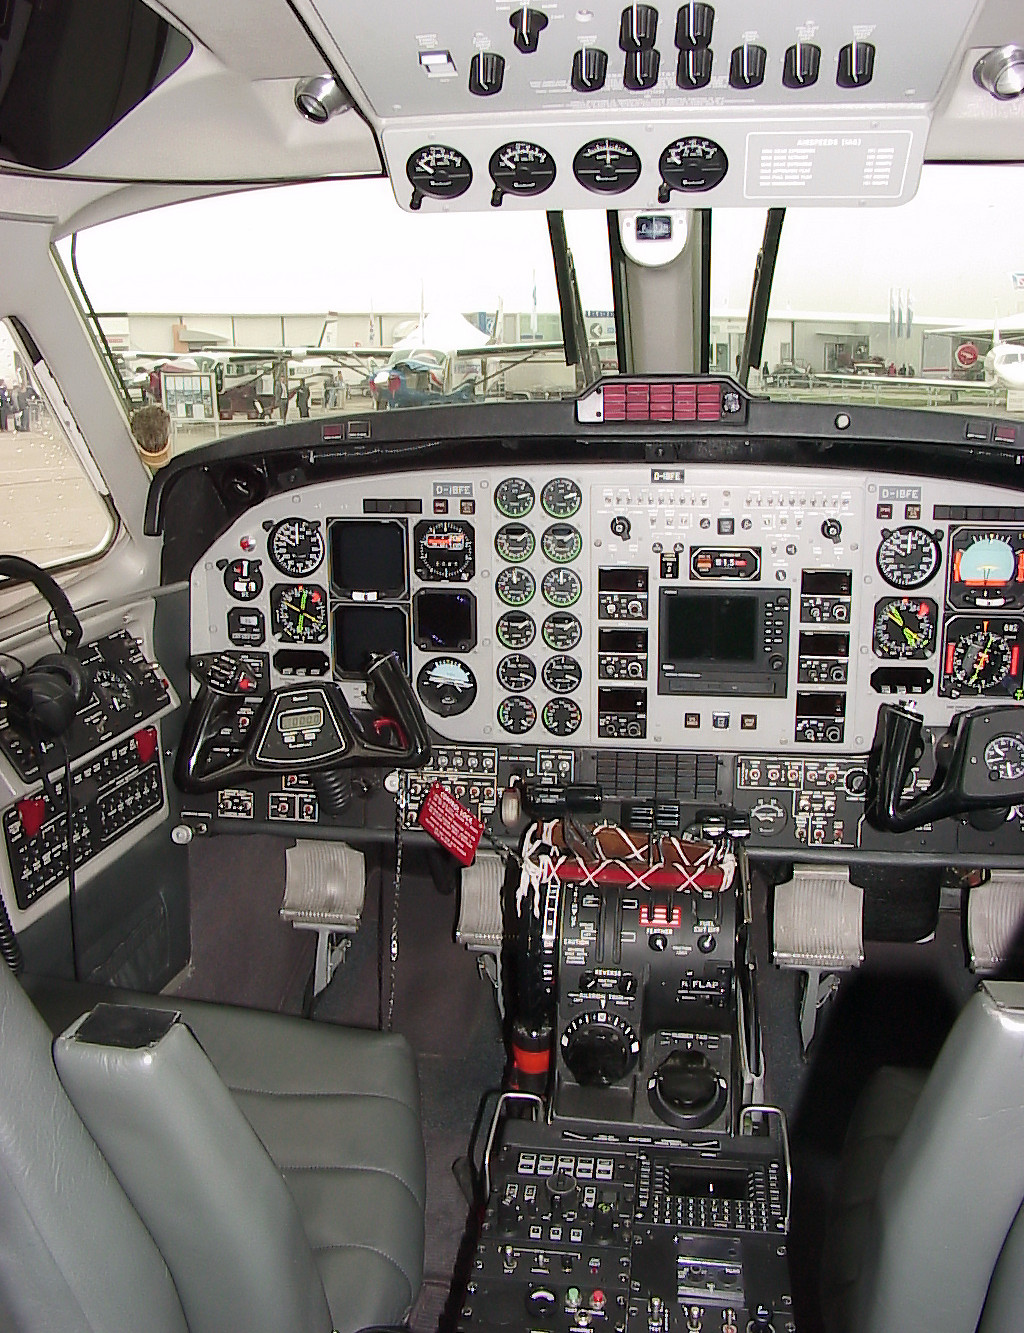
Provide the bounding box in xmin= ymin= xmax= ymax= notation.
xmin=494 ymin=477 xmax=535 ymax=518
xmin=495 ymin=522 xmax=536 ymax=563
xmin=572 ymin=138 xmax=642 ymax=195
xmin=542 ymin=567 xmax=582 ymax=607
xmin=413 ymin=520 xmax=475 ymax=582
xmin=268 ymin=519 xmax=325 ymax=577
xmin=489 ymin=141 xmax=556 ymax=202
xmin=270 ymin=583 xmax=328 ymax=643
xmin=872 ymin=597 xmax=938 ymax=660
xmin=541 ymin=477 xmax=583 ymax=519
xmin=658 ymin=136 xmax=728 ymax=195
xmin=542 ymin=697 xmax=582 ymax=736
xmin=416 ymin=657 xmax=478 ymax=716
xmin=224 ymin=558 xmax=263 ymax=601
xmin=496 ymin=610 xmax=536 ymax=649
xmin=984 ymin=734 xmax=1024 ymax=782
xmin=406 ymin=145 xmax=472 ymax=204
xmin=92 ymin=665 xmax=137 ymax=717
xmin=497 ymin=653 xmax=537 ymax=692
xmin=876 ymin=526 xmax=941 ymax=590
xmin=497 ymin=694 xmax=538 ymax=735
xmin=543 ymin=611 xmax=583 ymax=651
xmin=560 ymin=1012 xmax=640 ymax=1086
xmin=950 ymin=627 xmax=1015 ymax=693
xmin=541 ymin=523 xmax=583 ymax=564
xmin=542 ymin=655 xmax=582 ymax=693
xmin=495 ymin=566 xmax=536 ymax=607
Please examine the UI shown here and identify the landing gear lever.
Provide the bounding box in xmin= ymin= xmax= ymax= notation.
xmin=866 ymin=701 xmax=1024 ymax=833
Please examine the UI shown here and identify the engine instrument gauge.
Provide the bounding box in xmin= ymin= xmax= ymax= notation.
xmin=541 ymin=523 xmax=583 ymax=564
xmin=941 ymin=616 xmax=1024 ymax=697
xmin=658 ymin=136 xmax=728 ymax=198
xmin=541 ymin=477 xmax=582 ymax=518
xmin=872 ymin=597 xmax=938 ymax=660
xmin=496 ymin=610 xmax=536 ymax=650
xmin=949 ymin=528 xmax=1024 ymax=609
xmin=984 ymin=734 xmax=1024 ymax=782
xmin=413 ymin=520 xmax=475 ymax=582
xmin=572 ymin=138 xmax=642 ymax=195
xmin=541 ymin=655 xmax=582 ymax=693
xmin=406 ymin=145 xmax=472 ymax=209
xmin=270 ymin=583 xmax=328 ymax=643
xmin=268 ymin=519 xmax=325 ymax=577
xmin=542 ymin=697 xmax=582 ymax=736
xmin=494 ymin=522 xmax=536 ymax=563
xmin=224 ymin=559 xmax=263 ymax=601
xmin=497 ymin=694 xmax=537 ymax=735
xmin=876 ymin=526 xmax=941 ymax=590
xmin=494 ymin=477 xmax=535 ymax=518
xmin=489 ymin=141 xmax=555 ymax=205
xmin=497 ymin=653 xmax=537 ymax=693
xmin=416 ymin=657 xmax=477 ymax=716
xmin=542 ymin=611 xmax=583 ymax=651
xmin=495 ymin=566 xmax=536 ymax=607
xmin=542 ymin=567 xmax=582 ymax=607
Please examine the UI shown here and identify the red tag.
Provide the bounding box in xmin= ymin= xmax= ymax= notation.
xmin=417 ymin=782 xmax=484 ymax=866
xmin=17 ymin=796 xmax=47 ymax=839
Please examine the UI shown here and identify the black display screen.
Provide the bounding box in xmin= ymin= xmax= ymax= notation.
xmin=329 ymin=519 xmax=407 ymax=598
xmin=661 ymin=591 xmax=757 ymax=665
xmin=413 ymin=590 xmax=477 ymax=652
xmin=801 ymin=569 xmax=852 ymax=597
xmin=332 ymin=605 xmax=408 ymax=676
xmin=665 ymin=1164 xmax=748 ymax=1200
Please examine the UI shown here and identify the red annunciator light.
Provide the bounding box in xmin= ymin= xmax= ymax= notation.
xmin=599 ymin=380 xmax=723 ymax=423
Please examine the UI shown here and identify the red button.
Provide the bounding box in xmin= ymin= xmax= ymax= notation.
xmin=134 ymin=726 xmax=158 ymax=765
xmin=17 ymin=796 xmax=47 ymax=839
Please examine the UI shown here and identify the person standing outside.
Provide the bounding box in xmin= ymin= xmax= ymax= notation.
xmin=296 ymin=379 xmax=310 ymax=419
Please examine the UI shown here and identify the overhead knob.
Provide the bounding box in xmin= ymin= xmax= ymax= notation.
xmin=469 ymin=51 xmax=505 ymax=96
xmin=619 ymin=4 xmax=658 ymax=51
xmin=510 ymin=7 xmax=547 ymax=54
xmin=783 ymin=41 xmax=820 ymax=88
xmin=676 ymin=46 xmax=712 ymax=89
xmin=729 ymin=42 xmax=766 ymax=89
xmin=624 ymin=47 xmax=660 ymax=90
xmin=836 ymin=39 xmax=874 ymax=88
xmin=572 ymin=46 xmax=608 ymax=92
xmin=675 ymin=2 xmax=714 ymax=49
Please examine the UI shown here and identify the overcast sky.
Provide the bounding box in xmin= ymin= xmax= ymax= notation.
xmin=64 ymin=164 xmax=1024 ymax=327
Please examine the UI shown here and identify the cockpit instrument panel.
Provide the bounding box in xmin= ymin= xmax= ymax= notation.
xmin=190 ymin=464 xmax=1024 ymax=755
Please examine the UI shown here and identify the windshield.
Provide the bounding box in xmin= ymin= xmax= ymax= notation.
xmin=61 ymin=162 xmax=1024 ymax=460
xmin=61 ymin=178 xmax=615 ymax=455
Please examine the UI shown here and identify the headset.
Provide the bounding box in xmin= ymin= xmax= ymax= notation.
xmin=0 ymin=555 xmax=90 ymax=740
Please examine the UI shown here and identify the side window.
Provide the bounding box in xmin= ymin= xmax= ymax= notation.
xmin=0 ymin=321 xmax=115 ymax=567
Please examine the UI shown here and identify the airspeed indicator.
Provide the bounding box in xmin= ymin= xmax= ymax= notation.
xmin=876 ymin=526 xmax=941 ymax=590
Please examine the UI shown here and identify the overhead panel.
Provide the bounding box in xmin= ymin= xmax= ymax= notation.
xmin=307 ymin=0 xmax=982 ymax=210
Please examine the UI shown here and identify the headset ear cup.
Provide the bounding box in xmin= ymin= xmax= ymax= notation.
xmin=10 ymin=654 xmax=91 ymax=739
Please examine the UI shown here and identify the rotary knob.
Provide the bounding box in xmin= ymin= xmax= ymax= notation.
xmin=783 ymin=41 xmax=821 ymax=88
xmin=648 ymin=1048 xmax=727 ymax=1128
xmin=677 ymin=46 xmax=712 ymax=89
xmin=675 ymin=2 xmax=714 ymax=48
xmin=837 ymin=39 xmax=874 ymax=87
xmin=572 ymin=46 xmax=608 ymax=92
xmin=510 ymin=7 xmax=548 ymax=54
xmin=619 ymin=3 xmax=658 ymax=51
xmin=729 ymin=42 xmax=766 ymax=89
xmin=624 ymin=47 xmax=660 ymax=90
xmin=469 ymin=51 xmax=505 ymax=96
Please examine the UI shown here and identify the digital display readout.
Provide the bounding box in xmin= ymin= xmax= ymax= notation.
xmin=278 ymin=708 xmax=323 ymax=733
xmin=663 ymin=592 xmax=758 ymax=664
xmin=665 ymin=1164 xmax=748 ymax=1200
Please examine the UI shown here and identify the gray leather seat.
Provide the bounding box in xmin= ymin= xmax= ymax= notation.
xmin=822 ymin=981 xmax=1024 ymax=1333
xmin=1 ymin=965 xmax=425 ymax=1333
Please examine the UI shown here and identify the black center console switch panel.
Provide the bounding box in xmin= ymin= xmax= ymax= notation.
xmin=463 ymin=1120 xmax=793 ymax=1333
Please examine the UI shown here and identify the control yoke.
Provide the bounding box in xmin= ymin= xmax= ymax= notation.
xmin=175 ymin=651 xmax=431 ymax=794
xmin=866 ymin=701 xmax=1024 ymax=833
